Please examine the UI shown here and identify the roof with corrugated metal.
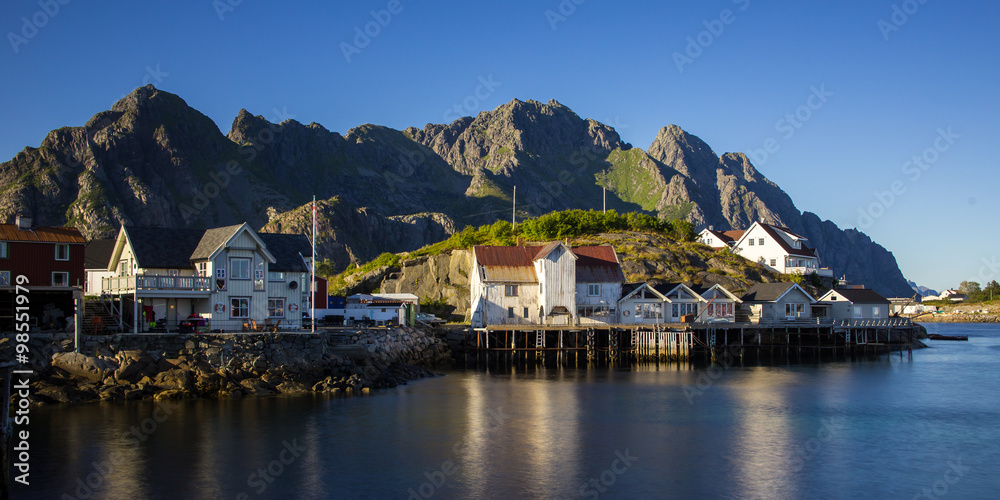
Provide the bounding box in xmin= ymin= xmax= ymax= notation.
xmin=573 ymin=245 xmax=624 ymax=283
xmin=474 ymin=246 xmax=540 ymax=283
xmin=0 ymin=224 xmax=85 ymax=244
xmin=84 ymin=239 xmax=116 ymax=268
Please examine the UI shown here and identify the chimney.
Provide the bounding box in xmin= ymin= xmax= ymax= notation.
xmin=708 ymin=225 xmax=714 ymax=230
xmin=516 ymin=236 xmax=523 ymax=246
xmin=15 ymin=215 xmax=32 ymax=230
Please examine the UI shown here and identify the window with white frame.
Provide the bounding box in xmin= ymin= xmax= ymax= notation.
xmin=0 ymin=270 xmax=9 ymax=286
xmin=587 ymin=284 xmax=600 ymax=296
xmin=197 ymin=262 xmax=207 ymax=277
xmin=504 ymin=284 xmax=518 ymax=296
xmin=231 ymin=298 xmax=250 ymax=318
xmin=792 ymin=240 xmax=801 ymax=249
xmin=268 ymin=298 xmax=285 ymax=318
xmin=786 ymin=303 xmax=806 ymax=317
xmin=52 ymin=271 xmax=69 ymax=287
xmin=268 ymin=271 xmax=285 ymax=281
xmin=770 ymin=259 xmax=777 ymax=267
xmin=872 ymin=306 xmax=881 ymax=318
xmin=0 ymin=242 xmax=8 ymax=258
xmin=231 ymin=258 xmax=251 ymax=279
xmin=55 ymin=244 xmax=69 ymax=261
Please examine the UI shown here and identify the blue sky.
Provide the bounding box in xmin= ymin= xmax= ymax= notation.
xmin=1 ymin=0 xmax=997 ymax=291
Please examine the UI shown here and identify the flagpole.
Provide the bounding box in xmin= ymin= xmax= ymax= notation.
xmin=311 ymin=195 xmax=316 ymax=333
xmin=512 ymin=186 xmax=516 ymax=230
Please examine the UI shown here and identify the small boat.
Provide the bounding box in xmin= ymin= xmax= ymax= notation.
xmin=927 ymin=334 xmax=968 ymax=341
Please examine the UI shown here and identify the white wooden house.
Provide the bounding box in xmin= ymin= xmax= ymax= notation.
xmin=617 ymin=283 xmax=668 ymax=324
xmin=654 ymin=283 xmax=708 ymax=322
xmin=740 ymin=282 xmax=817 ymax=323
xmin=469 ymin=243 xmax=623 ymax=328
xmin=84 ymin=239 xmax=116 ymax=296
xmin=817 ymin=288 xmax=890 ymax=320
xmin=695 ymin=284 xmax=742 ymax=322
xmin=102 ymin=223 xmax=311 ymax=332
xmin=698 ymin=228 xmax=744 ymax=249
xmin=731 ymin=222 xmax=833 ymax=277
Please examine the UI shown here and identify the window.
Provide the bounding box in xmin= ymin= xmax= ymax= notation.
xmin=55 ymin=244 xmax=69 ymax=261
xmin=197 ymin=262 xmax=207 ymax=277
xmin=268 ymin=298 xmax=285 ymax=318
xmin=672 ymin=303 xmax=679 ymax=317
xmin=507 ymin=307 xmax=515 ymax=318
xmin=770 ymin=259 xmax=777 ymax=267
xmin=52 ymin=271 xmax=69 ymax=287
xmin=872 ymin=306 xmax=881 ymax=318
xmin=748 ymin=239 xmax=754 ymax=246
xmin=231 ymin=298 xmax=250 ymax=318
xmin=792 ymin=240 xmax=801 ymax=249
xmin=0 ymin=270 xmax=9 ymax=286
xmin=523 ymin=307 xmax=529 ymax=319
xmin=268 ymin=271 xmax=285 ymax=281
xmin=588 ymin=284 xmax=600 ymax=296
xmin=853 ymin=306 xmax=863 ymax=319
xmin=786 ymin=303 xmax=806 ymax=317
xmin=504 ymin=284 xmax=519 ymax=296
xmin=0 ymin=242 xmax=7 ymax=258
xmin=231 ymin=258 xmax=251 ymax=279
xmin=758 ymin=238 xmax=765 ymax=246
xmin=168 ymin=269 xmax=179 ymax=277
xmin=119 ymin=261 xmax=129 ymax=276
xmin=216 ymin=268 xmax=226 ymax=278
xmin=579 ymin=305 xmax=611 ymax=318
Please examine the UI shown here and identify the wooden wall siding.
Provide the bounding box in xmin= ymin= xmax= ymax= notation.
xmin=618 ymin=298 xmax=665 ymax=324
xmin=230 ymin=231 xmax=259 ymax=250
xmin=537 ymin=246 xmax=576 ymax=318
xmin=483 ymin=283 xmax=540 ymax=325
xmin=575 ymin=282 xmax=621 ymax=306
xmin=1 ymin=241 xmax=85 ymax=287
xmin=828 ymin=301 xmax=885 ymax=319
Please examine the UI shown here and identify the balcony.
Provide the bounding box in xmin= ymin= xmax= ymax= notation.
xmin=786 ymin=266 xmax=834 ymax=278
xmin=103 ymin=274 xmax=213 ymax=294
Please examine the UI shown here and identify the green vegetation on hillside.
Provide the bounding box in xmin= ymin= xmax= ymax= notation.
xmin=411 ymin=209 xmax=695 ymax=257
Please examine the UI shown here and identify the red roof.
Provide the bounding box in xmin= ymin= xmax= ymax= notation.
xmin=0 ymin=224 xmax=86 ymax=244
xmin=474 ymin=244 xmax=624 ymax=283
xmin=572 ymin=245 xmax=625 ymax=283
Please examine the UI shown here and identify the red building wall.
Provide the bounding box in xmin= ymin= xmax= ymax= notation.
xmin=1 ymin=241 xmax=85 ymax=287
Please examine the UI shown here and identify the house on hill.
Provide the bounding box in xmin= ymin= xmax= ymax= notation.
xmin=469 ymin=243 xmax=623 ymax=328
xmin=102 ymin=223 xmax=312 ymax=332
xmin=732 ymin=222 xmax=833 ymax=277
xmin=740 ymin=282 xmax=817 ymax=322
xmin=817 ymin=287 xmax=890 ymax=320
xmin=698 ymin=228 xmax=745 ymax=249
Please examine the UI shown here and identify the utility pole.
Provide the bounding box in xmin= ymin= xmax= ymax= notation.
xmin=603 ymin=187 xmax=606 ymax=213
xmin=512 ymin=186 xmax=516 ymax=230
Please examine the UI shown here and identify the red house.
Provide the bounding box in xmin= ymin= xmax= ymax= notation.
xmin=0 ymin=215 xmax=86 ymax=331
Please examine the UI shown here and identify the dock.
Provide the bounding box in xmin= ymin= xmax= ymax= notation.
xmin=465 ymin=318 xmax=918 ymax=364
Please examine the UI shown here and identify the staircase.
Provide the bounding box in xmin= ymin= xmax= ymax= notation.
xmin=83 ymin=298 xmax=118 ymax=334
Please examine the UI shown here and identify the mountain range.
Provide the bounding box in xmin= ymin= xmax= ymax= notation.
xmin=0 ymin=85 xmax=913 ymax=297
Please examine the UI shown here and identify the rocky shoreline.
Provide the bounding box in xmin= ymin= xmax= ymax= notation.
xmin=910 ymin=314 xmax=1000 ymax=323
xmin=1 ymin=327 xmax=454 ymax=405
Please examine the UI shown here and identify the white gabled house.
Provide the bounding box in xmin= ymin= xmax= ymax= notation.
xmin=695 ymin=284 xmax=742 ymax=322
xmin=102 ymin=223 xmax=312 ymax=333
xmin=617 ymin=283 xmax=668 ymax=324
xmin=698 ymin=228 xmax=744 ymax=250
xmin=740 ymin=282 xmax=817 ymax=322
xmin=469 ymin=243 xmax=623 ymax=328
xmin=817 ymin=287 xmax=891 ymax=320
xmin=731 ymin=222 xmax=833 ymax=277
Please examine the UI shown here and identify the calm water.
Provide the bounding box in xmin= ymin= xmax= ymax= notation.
xmin=19 ymin=323 xmax=1000 ymax=499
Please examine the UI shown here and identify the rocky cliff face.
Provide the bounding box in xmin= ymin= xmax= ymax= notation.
xmin=1 ymin=86 xmax=912 ymax=295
